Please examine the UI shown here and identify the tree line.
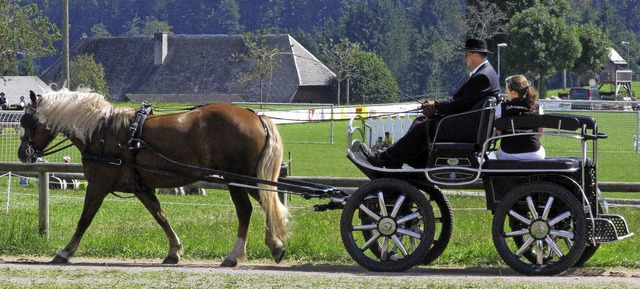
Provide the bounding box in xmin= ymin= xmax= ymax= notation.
xmin=4 ymin=0 xmax=640 ymax=102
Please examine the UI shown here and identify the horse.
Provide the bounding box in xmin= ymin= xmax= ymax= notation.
xmin=18 ymin=89 xmax=288 ymax=267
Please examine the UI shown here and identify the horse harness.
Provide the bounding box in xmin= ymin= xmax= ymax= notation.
xmin=82 ymin=103 xmax=155 ymax=197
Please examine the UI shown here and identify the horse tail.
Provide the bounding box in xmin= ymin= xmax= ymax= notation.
xmin=256 ymin=115 xmax=289 ymax=243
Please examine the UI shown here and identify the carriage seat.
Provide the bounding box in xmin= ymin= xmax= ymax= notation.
xmin=430 ymin=96 xmax=497 ymax=152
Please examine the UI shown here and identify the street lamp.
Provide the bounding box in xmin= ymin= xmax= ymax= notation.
xmin=620 ymin=41 xmax=630 ymax=69
xmin=497 ymin=43 xmax=507 ymax=84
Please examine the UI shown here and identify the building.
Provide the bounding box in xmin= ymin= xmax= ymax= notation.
xmin=40 ymin=34 xmax=337 ymax=104
xmin=599 ymin=48 xmax=632 ymax=97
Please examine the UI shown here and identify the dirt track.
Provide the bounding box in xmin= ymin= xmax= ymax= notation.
xmin=1 ymin=257 xmax=640 ymax=288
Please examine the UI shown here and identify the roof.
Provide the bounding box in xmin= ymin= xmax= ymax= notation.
xmin=40 ymin=34 xmax=335 ymax=104
xmin=0 ymin=76 xmax=52 ymax=105
xmin=608 ymin=48 xmax=628 ymax=65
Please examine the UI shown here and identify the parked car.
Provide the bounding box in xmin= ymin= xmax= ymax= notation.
xmin=569 ymin=87 xmax=600 ymax=110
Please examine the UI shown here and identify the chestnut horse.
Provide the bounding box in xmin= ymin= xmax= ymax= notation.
xmin=18 ymin=89 xmax=288 ymax=266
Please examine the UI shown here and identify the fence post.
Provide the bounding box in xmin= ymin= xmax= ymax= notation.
xmin=38 ymin=171 xmax=50 ymax=239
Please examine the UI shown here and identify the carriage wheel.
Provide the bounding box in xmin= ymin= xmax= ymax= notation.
xmin=573 ymin=243 xmax=600 ymax=267
xmin=358 ymin=185 xmax=453 ymax=266
xmin=492 ymin=181 xmax=586 ymax=275
xmin=421 ymin=186 xmax=454 ymax=265
xmin=341 ymin=178 xmax=435 ymax=272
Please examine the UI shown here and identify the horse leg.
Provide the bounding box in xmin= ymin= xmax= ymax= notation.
xmin=52 ymin=185 xmax=109 ymax=263
xmin=248 ymin=189 xmax=287 ymax=264
xmin=135 ymin=188 xmax=183 ymax=264
xmin=221 ymin=186 xmax=252 ymax=267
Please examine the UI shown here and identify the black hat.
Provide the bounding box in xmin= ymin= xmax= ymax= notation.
xmin=460 ymin=38 xmax=492 ymax=54
xmin=0 ymin=92 xmax=4 ymax=96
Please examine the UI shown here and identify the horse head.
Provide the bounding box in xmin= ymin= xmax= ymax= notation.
xmin=17 ymin=90 xmax=57 ymax=163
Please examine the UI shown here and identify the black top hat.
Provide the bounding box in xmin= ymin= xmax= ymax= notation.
xmin=460 ymin=38 xmax=492 ymax=54
xmin=0 ymin=92 xmax=4 ymax=96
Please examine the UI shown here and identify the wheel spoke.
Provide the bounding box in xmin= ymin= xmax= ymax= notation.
xmin=509 ymin=210 xmax=532 ymax=225
xmin=377 ymin=192 xmax=388 ymax=217
xmin=390 ymin=195 xmax=406 ymax=218
xmin=548 ymin=211 xmax=571 ymax=226
xmin=353 ymin=224 xmax=378 ymax=231
xmin=542 ymin=197 xmax=555 ymax=220
xmin=536 ymin=240 xmax=544 ymax=265
xmin=396 ymin=212 xmax=420 ymax=225
xmin=360 ymin=232 xmax=381 ymax=251
xmin=526 ymin=196 xmax=539 ymax=219
xmin=550 ymin=229 xmax=574 ymax=240
xmin=391 ymin=235 xmax=409 ymax=256
xmin=380 ymin=236 xmax=389 ymax=260
xmin=397 ymin=228 xmax=422 ymax=239
xmin=359 ymin=204 xmax=381 ymax=221
xmin=504 ymin=228 xmax=529 ymax=237
xmin=545 ymin=236 xmax=564 ymax=257
xmin=515 ymin=237 xmax=535 ymax=256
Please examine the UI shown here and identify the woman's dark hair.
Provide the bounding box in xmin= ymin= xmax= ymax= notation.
xmin=505 ymin=75 xmax=537 ymax=111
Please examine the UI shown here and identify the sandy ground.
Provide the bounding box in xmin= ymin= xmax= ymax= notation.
xmin=1 ymin=256 xmax=640 ymax=288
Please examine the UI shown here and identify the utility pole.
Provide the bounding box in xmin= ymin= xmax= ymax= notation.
xmin=62 ymin=0 xmax=70 ymax=87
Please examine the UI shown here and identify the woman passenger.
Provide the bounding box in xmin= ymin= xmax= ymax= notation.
xmin=495 ymin=75 xmax=545 ymax=160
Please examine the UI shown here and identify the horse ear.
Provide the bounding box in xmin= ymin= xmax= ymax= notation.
xmin=29 ymin=90 xmax=37 ymax=104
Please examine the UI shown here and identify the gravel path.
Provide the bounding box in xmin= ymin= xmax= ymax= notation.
xmin=1 ymin=257 xmax=639 ymax=288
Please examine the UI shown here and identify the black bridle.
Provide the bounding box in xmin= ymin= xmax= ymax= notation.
xmin=20 ymin=105 xmax=74 ymax=159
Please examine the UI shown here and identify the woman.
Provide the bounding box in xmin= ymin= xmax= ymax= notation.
xmin=495 ymin=75 xmax=545 ymax=160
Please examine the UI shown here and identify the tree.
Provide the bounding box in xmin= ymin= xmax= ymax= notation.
xmin=70 ymin=54 xmax=109 ymax=96
xmin=141 ymin=16 xmax=173 ymax=35
xmin=343 ymin=0 xmax=413 ymax=91
xmin=572 ymin=23 xmax=612 ymax=82
xmin=465 ymin=0 xmax=506 ymax=39
xmin=506 ymin=3 xmax=581 ymax=95
xmin=91 ymin=23 xmax=111 ymax=37
xmin=122 ymin=16 xmax=142 ymax=36
xmin=350 ymin=50 xmax=400 ymax=104
xmin=321 ymin=38 xmax=361 ymax=105
xmin=0 ymin=0 xmax=59 ymax=75
xmin=234 ymin=32 xmax=282 ymax=103
xmin=217 ymin=0 xmax=244 ymax=34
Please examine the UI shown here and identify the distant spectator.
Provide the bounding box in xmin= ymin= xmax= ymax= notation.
xmin=371 ymin=136 xmax=385 ymax=151
xmin=0 ymin=92 xmax=6 ymax=110
xmin=17 ymin=96 xmax=26 ymax=110
xmin=383 ymin=131 xmax=393 ymax=148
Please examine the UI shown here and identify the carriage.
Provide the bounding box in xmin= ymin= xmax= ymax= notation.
xmin=342 ymin=96 xmax=633 ymax=275
xmin=18 ymin=90 xmax=632 ymax=276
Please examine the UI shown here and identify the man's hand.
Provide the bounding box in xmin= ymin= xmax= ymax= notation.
xmin=421 ymin=99 xmax=438 ymax=118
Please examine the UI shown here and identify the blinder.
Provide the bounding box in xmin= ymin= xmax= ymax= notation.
xmin=20 ymin=113 xmax=38 ymax=129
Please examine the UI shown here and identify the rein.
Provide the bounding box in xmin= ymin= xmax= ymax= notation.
xmin=40 ymin=138 xmax=74 ymax=157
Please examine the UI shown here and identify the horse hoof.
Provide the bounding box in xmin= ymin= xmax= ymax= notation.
xmin=220 ymin=258 xmax=238 ymax=267
xmin=51 ymin=255 xmax=69 ymax=264
xmin=272 ymin=248 xmax=286 ymax=264
xmin=162 ymin=255 xmax=180 ymax=264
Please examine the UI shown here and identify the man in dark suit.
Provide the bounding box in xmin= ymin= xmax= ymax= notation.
xmin=364 ymin=38 xmax=500 ymax=168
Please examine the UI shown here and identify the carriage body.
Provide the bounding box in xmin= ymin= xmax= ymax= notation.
xmin=344 ymin=98 xmax=633 ymax=274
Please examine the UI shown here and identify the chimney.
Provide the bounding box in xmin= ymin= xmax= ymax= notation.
xmin=154 ymin=32 xmax=168 ymax=66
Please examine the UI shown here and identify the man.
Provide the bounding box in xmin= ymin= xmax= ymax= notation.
xmin=364 ymin=38 xmax=500 ymax=168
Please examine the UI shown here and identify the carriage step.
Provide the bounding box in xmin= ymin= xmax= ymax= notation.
xmin=587 ymin=214 xmax=634 ymax=243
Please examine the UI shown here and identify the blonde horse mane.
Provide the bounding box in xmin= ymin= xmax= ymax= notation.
xmin=36 ymin=88 xmax=132 ymax=144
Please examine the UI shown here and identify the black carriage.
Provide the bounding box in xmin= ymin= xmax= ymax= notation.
xmin=341 ymin=97 xmax=633 ymax=275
